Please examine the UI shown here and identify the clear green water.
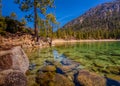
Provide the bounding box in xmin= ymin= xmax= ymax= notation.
xmin=25 ymin=41 xmax=120 ymax=81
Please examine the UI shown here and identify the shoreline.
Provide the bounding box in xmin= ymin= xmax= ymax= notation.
xmin=52 ymin=39 xmax=120 ymax=44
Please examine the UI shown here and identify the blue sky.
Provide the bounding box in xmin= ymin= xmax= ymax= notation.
xmin=2 ymin=0 xmax=112 ymax=28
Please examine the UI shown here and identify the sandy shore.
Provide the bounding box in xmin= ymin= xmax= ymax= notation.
xmin=52 ymin=39 xmax=120 ymax=44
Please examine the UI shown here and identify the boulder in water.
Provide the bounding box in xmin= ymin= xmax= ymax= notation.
xmin=76 ymin=70 xmax=106 ymax=86
xmin=36 ymin=72 xmax=74 ymax=86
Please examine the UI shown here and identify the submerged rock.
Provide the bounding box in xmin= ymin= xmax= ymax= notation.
xmin=107 ymin=66 xmax=120 ymax=75
xmin=76 ymin=70 xmax=106 ymax=86
xmin=36 ymin=72 xmax=74 ymax=86
xmin=35 ymin=50 xmax=120 ymax=86
xmin=39 ymin=65 xmax=56 ymax=72
xmin=29 ymin=63 xmax=36 ymax=70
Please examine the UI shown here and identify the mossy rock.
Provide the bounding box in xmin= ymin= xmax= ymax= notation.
xmin=27 ymin=75 xmax=39 ymax=86
xmin=99 ymin=68 xmax=111 ymax=74
xmin=39 ymin=65 xmax=56 ymax=72
xmin=93 ymin=62 xmax=105 ymax=68
xmin=107 ymin=66 xmax=120 ymax=74
xmin=91 ymin=67 xmax=99 ymax=72
xmin=77 ymin=70 xmax=106 ymax=86
xmin=36 ymin=72 xmax=56 ymax=84
xmin=53 ymin=61 xmax=62 ymax=67
xmin=36 ymin=72 xmax=74 ymax=86
xmin=45 ymin=60 xmax=62 ymax=67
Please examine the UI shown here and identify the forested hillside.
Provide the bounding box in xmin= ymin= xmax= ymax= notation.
xmin=54 ymin=0 xmax=120 ymax=39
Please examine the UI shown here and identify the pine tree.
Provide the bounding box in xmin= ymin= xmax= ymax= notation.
xmin=10 ymin=12 xmax=17 ymax=20
xmin=14 ymin=0 xmax=55 ymax=41
xmin=46 ymin=13 xmax=57 ymax=40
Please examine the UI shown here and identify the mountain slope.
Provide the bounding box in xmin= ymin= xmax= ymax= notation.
xmin=64 ymin=0 xmax=120 ymax=30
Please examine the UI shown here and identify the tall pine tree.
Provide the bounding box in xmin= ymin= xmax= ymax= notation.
xmin=14 ymin=0 xmax=55 ymax=41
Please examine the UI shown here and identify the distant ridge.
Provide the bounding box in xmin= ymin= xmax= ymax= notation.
xmin=64 ymin=0 xmax=120 ymax=30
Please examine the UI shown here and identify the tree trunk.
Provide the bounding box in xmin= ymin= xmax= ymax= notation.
xmin=34 ymin=0 xmax=39 ymax=42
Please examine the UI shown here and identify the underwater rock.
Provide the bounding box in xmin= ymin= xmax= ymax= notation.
xmin=93 ymin=62 xmax=104 ymax=68
xmin=36 ymin=72 xmax=74 ymax=86
xmin=110 ymin=53 xmax=120 ymax=56
xmin=76 ymin=70 xmax=106 ymax=86
xmin=107 ymin=66 xmax=120 ymax=75
xmin=29 ymin=63 xmax=36 ymax=70
xmin=45 ymin=60 xmax=62 ymax=67
xmin=57 ymin=64 xmax=79 ymax=73
xmin=39 ymin=65 xmax=56 ymax=72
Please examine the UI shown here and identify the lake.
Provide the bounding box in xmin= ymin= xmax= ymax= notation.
xmin=25 ymin=41 xmax=120 ymax=81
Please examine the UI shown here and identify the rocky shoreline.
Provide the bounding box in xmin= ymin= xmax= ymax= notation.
xmin=0 ymin=34 xmax=49 ymax=51
xmin=1 ymin=34 xmax=120 ymax=51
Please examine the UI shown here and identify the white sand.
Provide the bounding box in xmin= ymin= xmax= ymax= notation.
xmin=52 ymin=39 xmax=120 ymax=44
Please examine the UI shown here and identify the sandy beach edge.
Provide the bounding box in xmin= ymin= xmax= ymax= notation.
xmin=52 ymin=39 xmax=120 ymax=44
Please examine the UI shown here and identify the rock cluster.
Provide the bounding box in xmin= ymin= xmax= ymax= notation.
xmin=36 ymin=60 xmax=106 ymax=86
xmin=36 ymin=65 xmax=75 ymax=86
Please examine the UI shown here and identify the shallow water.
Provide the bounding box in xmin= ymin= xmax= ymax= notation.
xmin=25 ymin=41 xmax=120 ymax=81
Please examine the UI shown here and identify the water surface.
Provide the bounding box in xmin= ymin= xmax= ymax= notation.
xmin=25 ymin=41 xmax=120 ymax=81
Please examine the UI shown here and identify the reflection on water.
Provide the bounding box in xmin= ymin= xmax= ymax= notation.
xmin=25 ymin=41 xmax=120 ymax=81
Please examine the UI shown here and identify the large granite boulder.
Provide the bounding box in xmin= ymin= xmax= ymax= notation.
xmin=76 ymin=70 xmax=106 ymax=86
xmin=0 ymin=46 xmax=29 ymax=86
xmin=0 ymin=46 xmax=29 ymax=73
xmin=5 ymin=71 xmax=27 ymax=86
